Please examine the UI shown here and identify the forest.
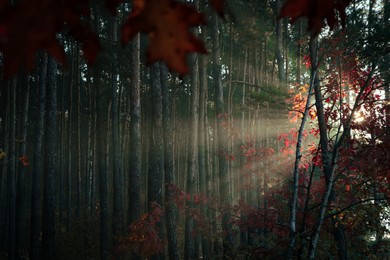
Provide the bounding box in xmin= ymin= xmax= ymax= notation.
xmin=0 ymin=0 xmax=389 ymax=259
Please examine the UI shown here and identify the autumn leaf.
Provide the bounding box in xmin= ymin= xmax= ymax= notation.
xmin=121 ymin=0 xmax=207 ymax=75
xmin=18 ymin=155 xmax=29 ymax=167
xmin=0 ymin=0 xmax=100 ymax=76
xmin=279 ymin=0 xmax=352 ymax=35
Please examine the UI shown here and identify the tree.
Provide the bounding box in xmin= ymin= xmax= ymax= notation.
xmin=30 ymin=52 xmax=47 ymax=260
xmin=148 ymin=63 xmax=164 ymax=260
xmin=161 ymin=63 xmax=180 ymax=260
xmin=128 ymin=33 xmax=141 ymax=226
xmin=16 ymin=73 xmax=30 ymax=259
xmin=211 ymin=9 xmax=232 ymax=256
xmin=42 ymin=56 xmax=57 ymax=260
xmin=7 ymin=77 xmax=16 ymax=260
xmin=110 ymin=14 xmax=124 ymax=238
xmin=185 ymin=0 xmax=200 ymax=255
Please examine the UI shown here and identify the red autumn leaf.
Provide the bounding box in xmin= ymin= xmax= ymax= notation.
xmin=121 ymin=0 xmax=207 ymax=75
xmin=279 ymin=0 xmax=352 ymax=35
xmin=0 ymin=0 xmax=100 ymax=76
xmin=18 ymin=155 xmax=29 ymax=167
xmin=284 ymin=138 xmax=290 ymax=147
xmin=244 ymin=147 xmax=256 ymax=157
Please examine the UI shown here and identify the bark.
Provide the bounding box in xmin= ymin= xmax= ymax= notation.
xmin=111 ymin=15 xmax=123 ymax=238
xmin=296 ymin=20 xmax=302 ymax=83
xmin=43 ymin=56 xmax=57 ymax=260
xmin=161 ymin=63 xmax=180 ymax=260
xmin=67 ymin=45 xmax=74 ymax=230
xmin=149 ymin=63 xmax=164 ymax=260
xmin=75 ymin=44 xmax=82 ymax=221
xmin=185 ymin=6 xmax=200 ymax=256
xmin=7 ymin=77 xmax=17 ymax=260
xmin=198 ymin=10 xmax=209 ymax=257
xmin=16 ymin=74 xmax=30 ymax=259
xmin=212 ymin=10 xmax=232 ymax=257
xmin=30 ymin=52 xmax=47 ymax=260
xmin=129 ymin=33 xmax=141 ymax=226
xmin=275 ymin=0 xmax=285 ymax=83
xmin=94 ymin=61 xmax=110 ymax=260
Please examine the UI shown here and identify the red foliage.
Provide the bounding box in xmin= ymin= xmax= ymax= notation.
xmin=0 ymin=0 xmax=100 ymax=76
xmin=280 ymin=0 xmax=352 ymax=35
xmin=114 ymin=202 xmax=164 ymax=258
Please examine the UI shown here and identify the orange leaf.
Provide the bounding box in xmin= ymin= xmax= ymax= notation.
xmin=121 ymin=0 xmax=207 ymax=75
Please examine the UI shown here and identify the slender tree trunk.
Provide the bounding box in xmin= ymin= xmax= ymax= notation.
xmin=75 ymin=44 xmax=82 ymax=221
xmin=161 ymin=64 xmax=180 ymax=260
xmin=42 ymin=56 xmax=57 ymax=260
xmin=7 ymin=77 xmax=17 ymax=260
xmin=212 ymin=10 xmax=232 ymax=257
xmin=30 ymin=52 xmax=47 ymax=260
xmin=16 ymin=74 xmax=30 ymax=259
xmin=67 ymin=47 xmax=74 ymax=230
xmin=110 ymin=15 xmax=123 ymax=238
xmin=275 ymin=0 xmax=285 ymax=83
xmin=149 ymin=63 xmax=164 ymax=260
xmin=129 ymin=33 xmax=141 ymax=226
xmin=94 ymin=63 xmax=110 ymax=260
xmin=198 ymin=10 xmax=209 ymax=257
xmin=296 ymin=20 xmax=302 ymax=83
xmin=185 ymin=5 xmax=200 ymax=255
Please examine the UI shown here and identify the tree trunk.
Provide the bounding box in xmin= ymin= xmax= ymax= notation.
xmin=16 ymin=74 xmax=30 ymax=259
xmin=198 ymin=9 xmax=209 ymax=256
xmin=129 ymin=33 xmax=141 ymax=226
xmin=30 ymin=52 xmax=47 ymax=260
xmin=7 ymin=77 xmax=17 ymax=260
xmin=212 ymin=10 xmax=232 ymax=257
xmin=275 ymin=0 xmax=285 ymax=83
xmin=149 ymin=63 xmax=164 ymax=260
xmin=161 ymin=63 xmax=180 ymax=260
xmin=185 ymin=5 xmax=200 ymax=255
xmin=42 ymin=56 xmax=57 ymax=260
xmin=110 ymin=15 xmax=123 ymax=238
